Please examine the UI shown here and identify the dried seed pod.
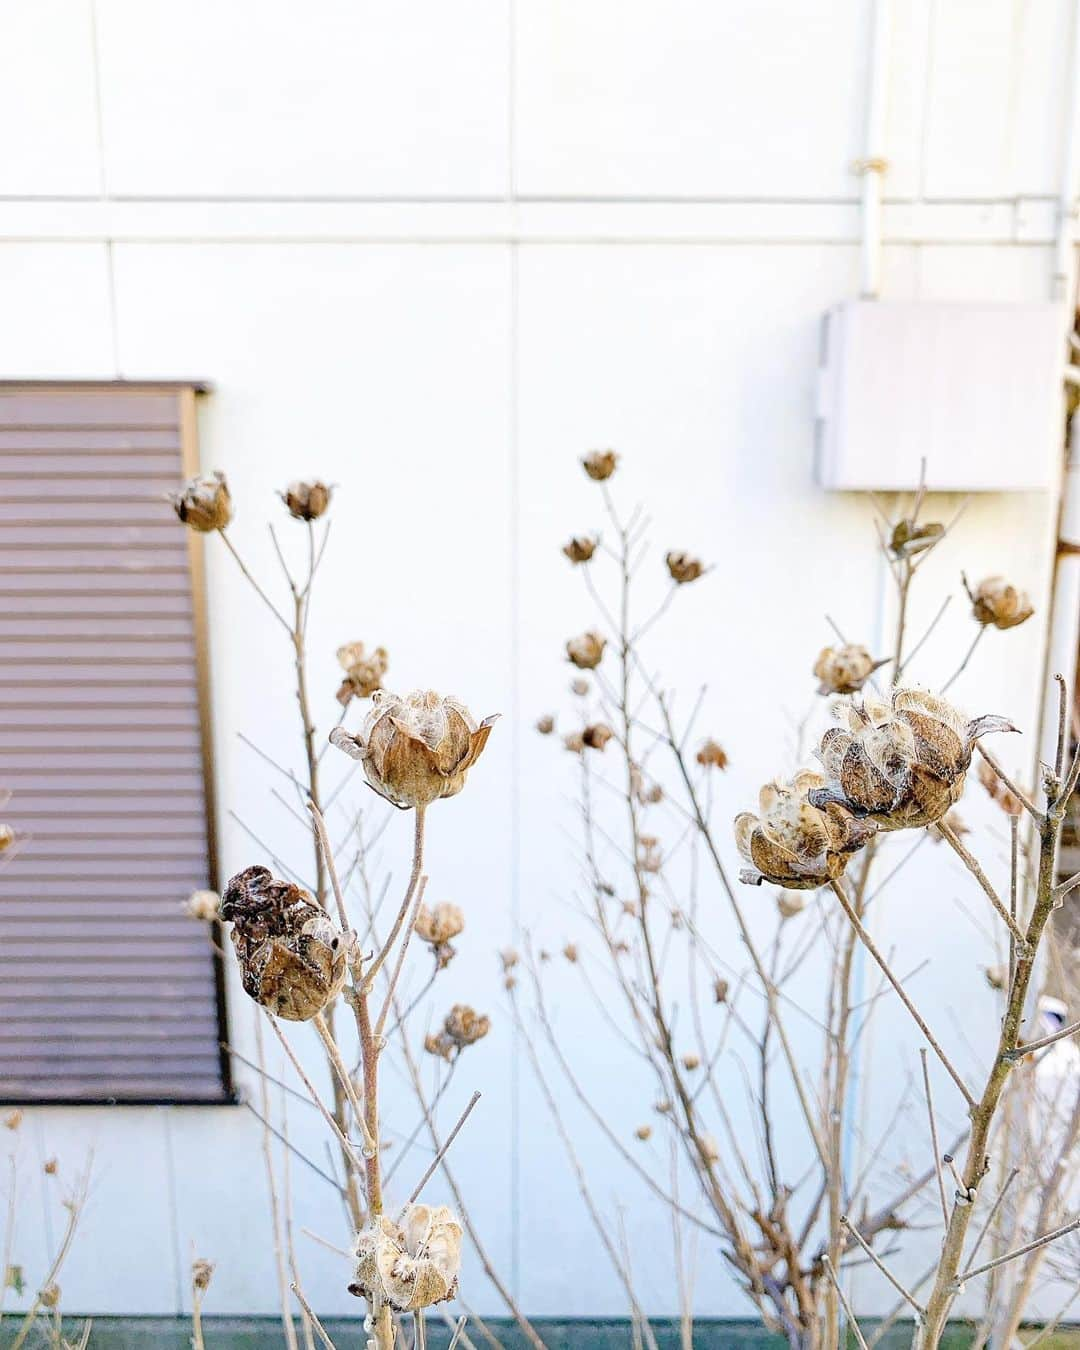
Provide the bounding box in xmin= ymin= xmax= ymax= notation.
xmin=3 ymin=1110 xmax=22 ymax=1131
xmin=330 ymin=690 xmax=497 ymax=810
xmin=39 ymin=1282 xmax=60 ymax=1309
xmin=563 ymin=535 xmax=597 ymax=564
xmin=582 ymin=723 xmax=615 ymax=751
xmin=966 ymin=575 xmax=1034 ymax=630
xmin=443 ymin=1004 xmax=490 ymax=1048
xmin=535 ymin=714 xmax=556 ymax=735
xmin=563 ymin=731 xmax=585 ymax=754
xmin=696 ymin=739 xmax=728 ymax=770
xmin=414 ymin=902 xmax=464 ymax=947
xmin=665 ymin=551 xmax=705 ymax=585
xmin=500 ymin=948 xmax=520 ymax=973
xmin=634 ymin=1125 xmax=652 ymax=1141
xmin=638 ymin=836 xmax=663 ymax=874
xmin=192 ymin=1259 xmax=215 ymax=1292
xmin=335 ymin=641 xmax=389 ymax=706
xmin=43 ymin=1158 xmax=58 ymax=1176
xmin=582 ymin=449 xmax=618 ymax=481
xmin=809 ymin=688 xmax=1016 ymax=832
xmin=713 ymin=978 xmax=729 ymax=1004
xmin=735 ymin=770 xmax=876 ymax=889
xmin=566 ymin=630 xmax=606 ymax=670
xmin=0 ymin=824 xmax=15 ymax=853
xmin=185 ymin=889 xmax=220 ymax=921
xmin=570 ymin=678 xmax=590 ymax=697
xmin=281 ymin=480 xmax=332 ymax=521
xmin=350 ymin=1205 xmax=462 ymax=1312
xmin=562 ymin=943 xmax=578 ymax=963
xmin=169 ymin=471 xmax=232 ymax=532
xmin=220 ymin=866 xmax=347 ymax=1021
xmin=681 ymin=1053 xmax=701 ymax=1071
xmin=984 ymin=965 xmax=1007 ymax=992
xmin=888 ymin=518 xmax=944 ymax=559
xmin=813 ymin=644 xmax=888 ymax=696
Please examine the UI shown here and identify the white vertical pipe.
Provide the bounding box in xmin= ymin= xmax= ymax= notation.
xmin=1053 ymin=0 xmax=1080 ymax=301
xmin=859 ymin=0 xmax=892 ymax=299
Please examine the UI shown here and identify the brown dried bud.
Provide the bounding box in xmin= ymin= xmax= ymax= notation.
xmin=665 ymin=551 xmax=705 ymax=585
xmin=735 ymin=770 xmax=876 ymax=889
xmin=562 ymin=943 xmax=578 ymax=963
xmin=350 ymin=1205 xmax=462 ymax=1311
xmin=634 ymin=1125 xmax=653 ymax=1141
xmin=638 ymin=836 xmax=662 ymax=873
xmin=330 ymin=690 xmax=497 ymax=810
xmin=3 ymin=1111 xmax=22 ymax=1131
xmin=563 ymin=731 xmax=585 ymax=754
xmin=39 ymin=1282 xmax=60 ymax=1309
xmin=0 ymin=824 xmax=15 ymax=853
xmin=571 ymin=678 xmax=590 ymax=697
xmin=696 ymin=739 xmax=728 ymax=770
xmin=977 ymin=758 xmax=1024 ymax=815
xmin=185 ymin=889 xmax=220 ymax=922
xmin=169 ymin=471 xmax=232 ymax=532
xmin=566 ymin=630 xmax=606 ymax=670
xmin=192 ymin=1258 xmax=215 ymax=1293
xmin=813 ymin=644 xmax=888 ymax=696
xmin=563 ymin=535 xmax=597 ymax=564
xmin=654 ymin=1099 xmax=673 ymax=1115
xmin=43 ymin=1158 xmax=58 ymax=1176
xmin=776 ymin=890 xmax=807 ymax=919
xmin=220 ymin=866 xmax=347 ymax=1021
xmin=984 ymin=965 xmax=1007 ymax=991
xmin=535 ymin=714 xmax=556 ymax=735
xmin=500 ymin=947 xmax=520 ymax=972
xmin=335 ymin=641 xmax=388 ymax=706
xmin=582 ymin=723 xmax=615 ymax=751
xmin=582 ymin=449 xmax=618 ymax=481
xmin=889 ymin=519 xmax=944 ymax=559
xmin=281 ymin=480 xmax=332 ymax=521
xmin=810 ymin=689 xmax=1016 ymax=832
xmin=966 ymin=575 xmax=1034 ymax=630
xmin=622 ymin=900 xmax=638 ymax=918
xmin=713 ymin=978 xmax=729 ymax=1004
xmin=444 ymin=1004 xmax=490 ymax=1048
xmin=414 ymin=902 xmax=465 ymax=948
xmin=681 ymin=1053 xmax=701 ymax=1071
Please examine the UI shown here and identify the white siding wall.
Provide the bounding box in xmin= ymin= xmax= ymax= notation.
xmin=0 ymin=0 xmax=1074 ymax=1321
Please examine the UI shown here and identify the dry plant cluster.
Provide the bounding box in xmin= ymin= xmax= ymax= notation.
xmin=2 ymin=454 xmax=1077 ymax=1350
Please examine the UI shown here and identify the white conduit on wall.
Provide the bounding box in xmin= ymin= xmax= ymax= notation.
xmin=858 ymin=0 xmax=892 ymax=299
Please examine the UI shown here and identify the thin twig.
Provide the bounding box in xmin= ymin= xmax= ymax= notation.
xmin=958 ymin=1216 xmax=1080 ymax=1284
xmin=919 ymin=1050 xmax=949 ymax=1230
xmin=399 ymin=1092 xmax=481 ymax=1216
xmin=291 ymin=1284 xmax=338 ymax=1350
xmin=840 ymin=1215 xmax=925 ymax=1317
xmin=822 ymin=1255 xmax=869 ymax=1350
xmin=936 ymin=820 xmax=1028 ymax=948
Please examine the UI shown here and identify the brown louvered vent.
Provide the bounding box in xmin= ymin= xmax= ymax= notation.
xmin=0 ymin=383 xmax=231 ymax=1104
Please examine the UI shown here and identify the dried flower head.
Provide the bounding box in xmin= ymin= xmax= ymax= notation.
xmin=965 ymin=575 xmax=1034 ymax=630
xmin=3 ymin=1110 xmax=22 ymax=1131
xmin=977 ymin=758 xmax=1024 ymax=815
xmin=984 ymin=965 xmax=1007 ymax=992
xmin=169 ymin=471 xmax=232 ymax=532
xmin=571 ymin=678 xmax=590 ymax=696
xmin=562 ymin=943 xmax=578 ymax=963
xmin=776 ymin=890 xmax=807 ymax=919
xmin=696 ymin=739 xmax=728 ymax=770
xmin=281 ymin=480 xmax=332 ymax=521
xmin=889 ymin=518 xmax=944 ymax=559
xmin=500 ymin=948 xmax=520 ymax=973
xmin=638 ymin=835 xmax=662 ymax=873
xmin=681 ymin=1053 xmax=701 ymax=1071
xmin=665 ymin=551 xmax=705 ymax=585
xmin=330 ymin=690 xmax=497 ymax=810
xmin=566 ymin=630 xmax=606 ymax=670
xmin=713 ymin=978 xmax=729 ymax=1004
xmin=634 ymin=1125 xmax=653 ymax=1141
xmin=43 ymin=1158 xmax=58 ymax=1176
xmin=335 ymin=641 xmax=388 ymax=706
xmin=39 ymin=1282 xmax=60 ymax=1309
xmin=220 ymin=866 xmax=347 ymax=1021
xmin=582 ymin=723 xmax=615 ymax=751
xmin=735 ymin=770 xmax=876 ymax=889
xmin=535 ymin=714 xmax=555 ymax=735
xmin=813 ymin=644 xmax=888 ymax=696
xmin=414 ymin=902 xmax=464 ymax=948
xmin=582 ymin=449 xmax=618 ymax=481
xmin=563 ymin=731 xmax=585 ymax=754
xmin=700 ymin=1134 xmax=720 ymax=1164
xmin=350 ymin=1204 xmax=462 ymax=1311
xmin=0 ymin=824 xmax=15 ymax=853
xmin=426 ymin=1004 xmax=490 ymax=1059
xmin=563 ymin=535 xmax=598 ymax=564
xmin=185 ymin=889 xmax=220 ymax=922
xmin=192 ymin=1258 xmax=215 ymax=1293
xmin=810 ymin=689 xmax=1015 ymax=832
